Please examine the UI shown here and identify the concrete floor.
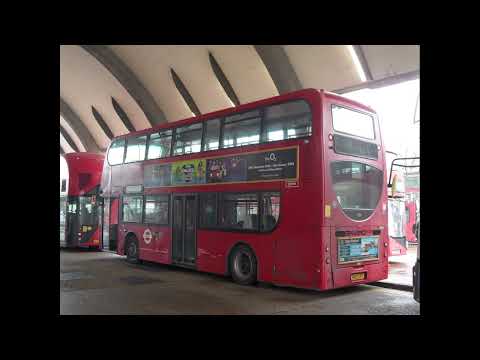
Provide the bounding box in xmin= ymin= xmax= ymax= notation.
xmin=60 ymin=249 xmax=420 ymax=315
xmin=380 ymin=244 xmax=418 ymax=288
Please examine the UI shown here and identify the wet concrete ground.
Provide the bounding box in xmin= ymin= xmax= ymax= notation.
xmin=60 ymin=249 xmax=420 ymax=315
xmin=380 ymin=245 xmax=418 ymax=288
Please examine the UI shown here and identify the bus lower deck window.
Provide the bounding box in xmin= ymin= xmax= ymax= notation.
xmin=144 ymin=195 xmax=169 ymax=224
xmin=220 ymin=193 xmax=258 ymax=230
xmin=122 ymin=195 xmax=143 ymax=223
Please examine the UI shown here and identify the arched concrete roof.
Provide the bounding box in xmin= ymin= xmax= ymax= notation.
xmin=60 ymin=114 xmax=86 ymax=152
xmin=59 ymin=45 xmax=419 ymax=155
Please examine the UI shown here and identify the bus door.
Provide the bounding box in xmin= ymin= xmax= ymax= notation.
xmin=172 ymin=194 xmax=197 ymax=266
xmin=109 ymin=198 xmax=119 ymax=251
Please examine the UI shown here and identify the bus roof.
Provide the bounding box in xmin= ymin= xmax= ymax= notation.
xmin=110 ymin=88 xmax=377 ymax=141
xmin=63 ymin=152 xmax=105 ymax=162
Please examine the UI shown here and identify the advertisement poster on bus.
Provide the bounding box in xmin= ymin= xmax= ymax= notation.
xmin=206 ymin=156 xmax=247 ymax=183
xmin=206 ymin=147 xmax=297 ymax=183
xmin=144 ymin=147 xmax=297 ymax=187
xmin=338 ymin=236 xmax=379 ymax=263
xmin=171 ymin=159 xmax=206 ymax=185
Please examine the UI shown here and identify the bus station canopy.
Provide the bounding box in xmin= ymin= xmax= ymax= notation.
xmin=60 ymin=45 xmax=419 ymax=155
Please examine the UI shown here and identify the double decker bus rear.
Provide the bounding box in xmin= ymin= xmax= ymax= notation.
xmin=321 ymin=92 xmax=388 ymax=288
xmin=100 ymin=89 xmax=388 ymax=290
xmin=60 ymin=153 xmax=104 ymax=249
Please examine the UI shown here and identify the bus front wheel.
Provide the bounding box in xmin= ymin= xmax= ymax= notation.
xmin=230 ymin=245 xmax=257 ymax=286
xmin=125 ymin=236 xmax=140 ymax=264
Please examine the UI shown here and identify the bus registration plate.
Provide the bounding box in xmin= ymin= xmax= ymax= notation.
xmin=351 ymin=272 xmax=366 ymax=281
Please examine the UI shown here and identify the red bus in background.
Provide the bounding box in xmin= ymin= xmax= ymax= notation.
xmin=405 ymin=172 xmax=420 ymax=244
xmin=100 ymin=89 xmax=389 ymax=290
xmin=405 ymin=200 xmax=417 ymax=243
xmin=60 ymin=152 xmax=104 ymax=249
xmin=385 ymin=151 xmax=408 ymax=256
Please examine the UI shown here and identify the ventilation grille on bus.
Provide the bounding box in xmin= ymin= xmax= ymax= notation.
xmin=333 ymin=134 xmax=378 ymax=160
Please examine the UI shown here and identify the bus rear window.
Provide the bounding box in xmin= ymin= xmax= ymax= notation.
xmin=331 ymin=161 xmax=383 ymax=221
xmin=332 ymin=105 xmax=375 ymax=139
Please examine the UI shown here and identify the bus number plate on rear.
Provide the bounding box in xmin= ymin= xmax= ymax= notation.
xmin=351 ymin=272 xmax=366 ymax=281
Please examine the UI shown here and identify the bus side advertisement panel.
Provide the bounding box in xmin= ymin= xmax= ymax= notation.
xmin=143 ymin=147 xmax=298 ymax=188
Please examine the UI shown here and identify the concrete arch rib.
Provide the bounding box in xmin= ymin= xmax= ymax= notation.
xmin=254 ymin=45 xmax=303 ymax=94
xmin=80 ymin=45 xmax=166 ymax=126
xmin=60 ymin=98 xmax=100 ymax=153
xmin=60 ymin=125 xmax=80 ymax=152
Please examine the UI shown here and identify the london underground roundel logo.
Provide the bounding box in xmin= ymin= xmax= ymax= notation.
xmin=143 ymin=228 xmax=153 ymax=244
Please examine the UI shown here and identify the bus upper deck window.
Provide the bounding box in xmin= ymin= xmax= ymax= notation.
xmin=173 ymin=123 xmax=202 ymax=155
xmin=125 ymin=135 xmax=147 ymax=163
xmin=203 ymin=119 xmax=221 ymax=151
xmin=147 ymin=130 xmax=172 ymax=160
xmin=222 ymin=110 xmax=261 ymax=148
xmin=107 ymin=138 xmax=126 ymax=165
xmin=263 ymin=100 xmax=312 ymax=142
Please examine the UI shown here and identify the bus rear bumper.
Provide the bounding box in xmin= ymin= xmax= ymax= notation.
xmin=329 ymin=262 xmax=389 ymax=289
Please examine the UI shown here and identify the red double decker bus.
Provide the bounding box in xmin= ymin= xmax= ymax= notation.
xmin=100 ymin=89 xmax=389 ymax=290
xmin=405 ymin=172 xmax=420 ymax=244
xmin=60 ymin=152 xmax=104 ymax=249
xmin=405 ymin=200 xmax=418 ymax=244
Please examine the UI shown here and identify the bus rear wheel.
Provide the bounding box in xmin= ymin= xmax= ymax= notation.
xmin=125 ymin=236 xmax=140 ymax=264
xmin=230 ymin=245 xmax=257 ymax=286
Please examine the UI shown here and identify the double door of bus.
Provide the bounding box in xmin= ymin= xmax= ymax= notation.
xmin=101 ymin=197 xmax=119 ymax=251
xmin=172 ymin=194 xmax=197 ymax=266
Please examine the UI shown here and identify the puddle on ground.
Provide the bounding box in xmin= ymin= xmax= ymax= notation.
xmin=60 ymin=272 xmax=94 ymax=281
xmin=119 ymin=276 xmax=163 ymax=285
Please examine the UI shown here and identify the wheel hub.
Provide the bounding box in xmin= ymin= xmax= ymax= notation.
xmin=234 ymin=252 xmax=252 ymax=278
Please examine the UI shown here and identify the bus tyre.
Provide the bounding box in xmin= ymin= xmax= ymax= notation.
xmin=125 ymin=236 xmax=140 ymax=264
xmin=230 ymin=245 xmax=257 ymax=286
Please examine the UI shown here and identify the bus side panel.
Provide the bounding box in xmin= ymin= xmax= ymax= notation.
xmin=196 ymin=230 xmax=275 ymax=284
xmin=139 ymin=224 xmax=172 ymax=264
xmin=152 ymin=225 xmax=172 ymax=264
xmin=318 ymin=226 xmax=334 ymax=290
xmin=271 ymin=227 xmax=318 ymax=289
xmin=271 ymin=188 xmax=320 ymax=289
